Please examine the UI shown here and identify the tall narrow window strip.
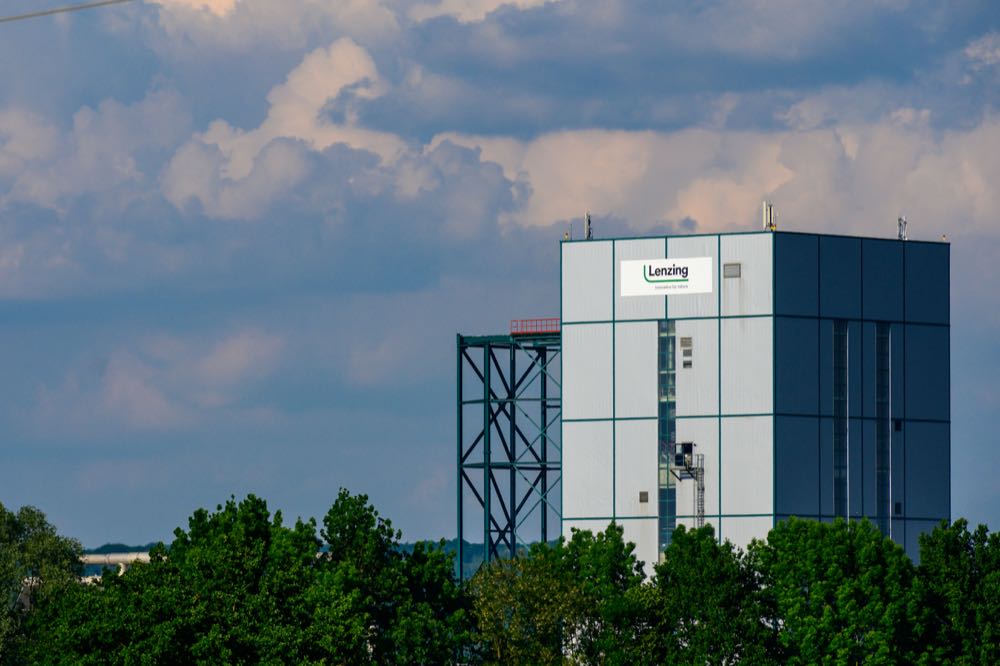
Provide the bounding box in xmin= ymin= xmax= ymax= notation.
xmin=657 ymin=320 xmax=676 ymax=556
xmin=876 ymin=323 xmax=891 ymax=535
xmin=833 ymin=320 xmax=848 ymax=518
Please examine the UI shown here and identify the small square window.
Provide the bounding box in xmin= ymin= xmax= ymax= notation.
xmin=639 ymin=491 xmax=649 ymax=503
xmin=893 ymin=419 xmax=903 ymax=432
xmin=723 ymin=262 xmax=742 ymax=278
xmin=682 ymin=349 xmax=692 ymax=357
xmin=682 ymin=360 xmax=693 ymax=369
xmin=680 ymin=337 xmax=693 ymax=348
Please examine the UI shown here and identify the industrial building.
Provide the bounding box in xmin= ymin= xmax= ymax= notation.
xmin=458 ymin=225 xmax=950 ymax=574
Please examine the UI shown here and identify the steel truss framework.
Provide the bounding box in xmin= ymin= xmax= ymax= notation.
xmin=457 ymin=333 xmax=561 ymax=578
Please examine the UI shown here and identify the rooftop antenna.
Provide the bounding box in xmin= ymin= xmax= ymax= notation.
xmin=585 ymin=212 xmax=593 ymax=240
xmin=897 ymin=215 xmax=907 ymax=241
xmin=762 ymin=200 xmax=777 ymax=231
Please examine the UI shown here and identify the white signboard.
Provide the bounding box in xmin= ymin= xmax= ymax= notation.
xmin=620 ymin=257 xmax=713 ymax=297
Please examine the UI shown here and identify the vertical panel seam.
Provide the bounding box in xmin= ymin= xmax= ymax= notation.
xmin=717 ymin=234 xmax=722 ymax=541
xmin=612 ymin=240 xmax=616 ymax=524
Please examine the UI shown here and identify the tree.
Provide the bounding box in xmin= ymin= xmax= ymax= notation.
xmin=26 ymin=490 xmax=469 ymax=665
xmin=916 ymin=519 xmax=1000 ymax=665
xmin=752 ymin=517 xmax=921 ymax=665
xmin=637 ymin=524 xmax=777 ymax=665
xmin=0 ymin=502 xmax=82 ymax=665
xmin=310 ymin=488 xmax=471 ymax=664
xmin=25 ymin=494 xmax=322 ymax=664
xmin=560 ymin=524 xmax=646 ymax=664
xmin=469 ymin=523 xmax=646 ymax=665
xmin=468 ymin=542 xmax=577 ymax=665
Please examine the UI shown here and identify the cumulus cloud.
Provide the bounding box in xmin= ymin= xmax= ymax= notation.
xmin=435 ymin=112 xmax=1000 ymax=238
xmin=1 ymin=90 xmax=190 ymax=212
xmin=151 ymin=0 xmax=399 ymax=50
xmin=163 ymin=38 xmax=405 ymax=217
xmin=408 ymin=0 xmax=555 ymax=23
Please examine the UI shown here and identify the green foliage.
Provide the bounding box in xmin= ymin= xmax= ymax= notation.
xmin=639 ymin=524 xmax=777 ymax=665
xmin=469 ymin=524 xmax=644 ymax=665
xmin=24 ymin=491 xmax=469 ymax=665
xmin=469 ymin=542 xmax=577 ymax=665
xmin=12 ymin=494 xmax=1000 ymax=665
xmin=752 ymin=517 xmax=921 ymax=665
xmin=916 ymin=519 xmax=1000 ymax=665
xmin=0 ymin=502 xmax=82 ymax=665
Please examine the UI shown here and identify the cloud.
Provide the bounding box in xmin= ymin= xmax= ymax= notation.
xmin=408 ymin=0 xmax=555 ymax=23
xmin=965 ymin=32 xmax=1000 ymax=68
xmin=1 ymin=89 xmax=190 ymax=212
xmin=434 ymin=111 xmax=1000 ymax=238
xmin=163 ymin=38 xmax=406 ymax=217
xmin=151 ymin=0 xmax=400 ymax=50
xmin=31 ymin=328 xmax=285 ymax=436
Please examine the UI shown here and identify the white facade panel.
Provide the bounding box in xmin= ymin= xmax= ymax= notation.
xmin=562 ymin=241 xmax=613 ymax=323
xmin=720 ymin=416 xmax=773 ymax=516
xmin=614 ymin=419 xmax=658 ymax=518
xmin=619 ymin=518 xmax=659 ymax=579
xmin=614 ymin=321 xmax=658 ymax=418
xmin=719 ymin=516 xmax=773 ymax=552
xmin=563 ymin=421 xmax=613 ymax=519
xmin=563 ymin=324 xmax=613 ymax=420
xmin=667 ymin=235 xmax=719 ymax=318
xmin=615 ymin=238 xmax=666 ymax=320
xmin=721 ymin=317 xmax=773 ymax=414
xmin=675 ymin=319 xmax=719 ymax=417
xmin=675 ymin=417 xmax=720 ymax=517
xmin=721 ymin=234 xmax=772 ymax=316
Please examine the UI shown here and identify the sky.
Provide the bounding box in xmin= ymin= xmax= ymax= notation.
xmin=1 ymin=0 xmax=998 ymax=547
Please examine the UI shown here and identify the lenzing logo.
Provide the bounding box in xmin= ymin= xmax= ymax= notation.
xmin=643 ymin=263 xmax=689 ymax=283
xmin=621 ymin=257 xmax=712 ymax=297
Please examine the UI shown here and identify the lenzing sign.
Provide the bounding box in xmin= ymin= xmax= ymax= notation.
xmin=620 ymin=257 xmax=713 ymax=296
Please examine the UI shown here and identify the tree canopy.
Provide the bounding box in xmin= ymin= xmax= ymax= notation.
xmin=5 ymin=496 xmax=1000 ymax=665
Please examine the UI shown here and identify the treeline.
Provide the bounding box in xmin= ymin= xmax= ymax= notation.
xmin=2 ymin=494 xmax=999 ymax=665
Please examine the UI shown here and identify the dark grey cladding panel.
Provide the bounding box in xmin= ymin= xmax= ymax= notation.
xmin=820 ymin=236 xmax=862 ymax=319
xmin=905 ymin=325 xmax=950 ymax=422
xmin=775 ymin=317 xmax=819 ymax=415
xmin=862 ymin=239 xmax=904 ymax=321
xmin=904 ymin=421 xmax=950 ymax=521
xmin=775 ymin=416 xmax=820 ymax=517
xmin=905 ymin=242 xmax=949 ymax=325
xmin=774 ymin=234 xmax=818 ymax=316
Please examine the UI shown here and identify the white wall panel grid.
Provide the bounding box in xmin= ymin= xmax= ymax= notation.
xmin=615 ymin=238 xmax=666 ymax=321
xmin=719 ymin=516 xmax=774 ymax=552
xmin=614 ymin=321 xmax=658 ymax=418
xmin=619 ymin=518 xmax=659 ymax=579
xmin=721 ymin=317 xmax=773 ymax=414
xmin=614 ymin=420 xmax=658 ymax=518
xmin=675 ymin=319 xmax=719 ymax=417
xmin=562 ymin=241 xmax=613 ymax=323
xmin=675 ymin=417 xmax=720 ymax=517
xmin=563 ymin=324 xmax=613 ymax=420
xmin=721 ymin=234 xmax=773 ymax=316
xmin=667 ymin=235 xmax=719 ymax=318
xmin=720 ymin=416 xmax=774 ymax=516
xmin=563 ymin=421 xmax=614 ymax=519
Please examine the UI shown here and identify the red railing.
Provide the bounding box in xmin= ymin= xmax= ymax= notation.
xmin=510 ymin=318 xmax=561 ymax=336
